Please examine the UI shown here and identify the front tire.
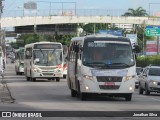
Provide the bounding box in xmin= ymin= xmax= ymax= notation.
xmin=31 ymin=78 xmax=36 ymax=82
xmin=56 ymin=77 xmax=60 ymax=82
xmin=26 ymin=76 xmax=30 ymax=81
xmin=16 ymin=72 xmax=19 ymax=75
xmin=71 ymin=89 xmax=77 ymax=97
xmin=125 ymin=94 xmax=132 ymax=101
xmin=78 ymin=82 xmax=86 ymax=101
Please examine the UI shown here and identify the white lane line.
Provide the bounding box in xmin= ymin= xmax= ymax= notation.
xmin=151 ymin=98 xmax=160 ymax=101
xmin=3 ymin=76 xmax=25 ymax=78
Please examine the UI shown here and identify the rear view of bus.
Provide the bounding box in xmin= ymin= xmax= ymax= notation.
xmin=15 ymin=48 xmax=24 ymax=75
xmin=67 ymin=35 xmax=140 ymax=101
xmin=24 ymin=42 xmax=63 ymax=82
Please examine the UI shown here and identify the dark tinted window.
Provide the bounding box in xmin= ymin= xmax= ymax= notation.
xmin=136 ymin=67 xmax=142 ymax=75
xmin=149 ymin=68 xmax=160 ymax=76
xmin=34 ymin=44 xmax=61 ymax=49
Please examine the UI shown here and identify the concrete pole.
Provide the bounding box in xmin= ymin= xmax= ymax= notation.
xmin=157 ymin=36 xmax=159 ymax=55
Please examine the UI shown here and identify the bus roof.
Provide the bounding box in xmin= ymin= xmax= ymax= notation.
xmin=25 ymin=42 xmax=62 ymax=48
xmin=71 ymin=34 xmax=129 ymax=42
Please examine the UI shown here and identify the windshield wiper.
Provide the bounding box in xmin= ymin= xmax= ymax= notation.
xmin=40 ymin=49 xmax=45 ymax=57
xmin=108 ymin=63 xmax=130 ymax=67
xmin=84 ymin=62 xmax=110 ymax=68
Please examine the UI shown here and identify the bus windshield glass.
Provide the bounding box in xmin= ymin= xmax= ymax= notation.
xmin=82 ymin=40 xmax=134 ymax=68
xmin=19 ymin=49 xmax=24 ymax=60
xmin=33 ymin=49 xmax=62 ymax=66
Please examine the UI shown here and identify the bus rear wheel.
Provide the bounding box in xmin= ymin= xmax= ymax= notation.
xmin=26 ymin=76 xmax=30 ymax=81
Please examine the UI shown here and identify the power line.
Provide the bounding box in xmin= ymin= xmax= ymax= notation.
xmin=1 ymin=0 xmax=17 ymax=22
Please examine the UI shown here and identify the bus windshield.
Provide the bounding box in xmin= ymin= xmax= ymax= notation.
xmin=82 ymin=40 xmax=134 ymax=68
xmin=33 ymin=49 xmax=62 ymax=66
xmin=19 ymin=50 xmax=24 ymax=60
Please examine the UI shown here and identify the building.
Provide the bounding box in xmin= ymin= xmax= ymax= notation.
xmin=114 ymin=24 xmax=133 ymax=31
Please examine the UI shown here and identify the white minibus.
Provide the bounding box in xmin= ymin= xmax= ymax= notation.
xmin=67 ymin=34 xmax=140 ymax=101
xmin=24 ymin=42 xmax=63 ymax=82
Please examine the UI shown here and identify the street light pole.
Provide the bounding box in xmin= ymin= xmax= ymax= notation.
xmin=149 ymin=3 xmax=160 ymax=16
xmin=0 ymin=0 xmax=4 ymax=46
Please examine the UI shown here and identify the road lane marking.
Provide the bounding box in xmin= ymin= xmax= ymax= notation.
xmin=151 ymin=98 xmax=160 ymax=101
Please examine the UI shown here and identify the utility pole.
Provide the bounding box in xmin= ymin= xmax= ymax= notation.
xmin=157 ymin=36 xmax=159 ymax=55
xmin=0 ymin=0 xmax=5 ymax=64
xmin=0 ymin=0 xmax=4 ymax=46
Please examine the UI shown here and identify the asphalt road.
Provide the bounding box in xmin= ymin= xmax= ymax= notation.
xmin=1 ymin=62 xmax=160 ymax=120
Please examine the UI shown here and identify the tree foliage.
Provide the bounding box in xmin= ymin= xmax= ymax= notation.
xmin=122 ymin=7 xmax=148 ymax=16
xmin=14 ymin=33 xmax=76 ymax=48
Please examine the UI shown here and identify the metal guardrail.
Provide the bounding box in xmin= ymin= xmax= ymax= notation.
xmin=3 ymin=9 xmax=157 ymax=18
xmin=2 ymin=9 xmax=134 ymax=17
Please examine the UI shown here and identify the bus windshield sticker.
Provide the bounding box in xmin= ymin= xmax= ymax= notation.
xmin=94 ymin=41 xmax=129 ymax=44
xmin=91 ymin=69 xmax=128 ymax=76
xmin=34 ymin=44 xmax=61 ymax=49
xmin=88 ymin=42 xmax=105 ymax=47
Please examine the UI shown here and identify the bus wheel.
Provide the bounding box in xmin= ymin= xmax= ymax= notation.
xmin=71 ymin=89 xmax=77 ymax=97
xmin=56 ymin=77 xmax=60 ymax=82
xmin=26 ymin=76 xmax=30 ymax=81
xmin=125 ymin=94 xmax=132 ymax=101
xmin=31 ymin=77 xmax=36 ymax=82
xmin=78 ymin=82 xmax=86 ymax=101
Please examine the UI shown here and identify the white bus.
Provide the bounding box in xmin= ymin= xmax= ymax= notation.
xmin=24 ymin=42 xmax=63 ymax=82
xmin=15 ymin=48 xmax=24 ymax=75
xmin=67 ymin=34 xmax=140 ymax=101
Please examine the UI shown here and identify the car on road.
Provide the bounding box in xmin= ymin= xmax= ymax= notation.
xmin=139 ymin=64 xmax=160 ymax=95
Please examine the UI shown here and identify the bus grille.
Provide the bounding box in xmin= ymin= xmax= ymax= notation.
xmin=39 ymin=67 xmax=56 ymax=70
xmin=97 ymin=76 xmax=122 ymax=82
xmin=42 ymin=73 xmax=53 ymax=76
xmin=99 ymin=85 xmax=120 ymax=90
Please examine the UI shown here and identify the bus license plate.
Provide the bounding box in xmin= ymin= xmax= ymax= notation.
xmin=104 ymin=82 xmax=115 ymax=86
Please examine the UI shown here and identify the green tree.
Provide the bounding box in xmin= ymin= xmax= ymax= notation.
xmin=10 ymin=42 xmax=19 ymax=49
xmin=122 ymin=7 xmax=148 ymax=16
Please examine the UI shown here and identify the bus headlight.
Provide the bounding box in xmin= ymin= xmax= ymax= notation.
xmin=125 ymin=75 xmax=135 ymax=82
xmin=56 ymin=69 xmax=62 ymax=73
xmin=32 ymin=67 xmax=41 ymax=73
xmin=83 ymin=75 xmax=93 ymax=80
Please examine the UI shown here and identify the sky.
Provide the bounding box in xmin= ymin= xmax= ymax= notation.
xmin=2 ymin=0 xmax=160 ymax=16
xmin=2 ymin=0 xmax=160 ymax=40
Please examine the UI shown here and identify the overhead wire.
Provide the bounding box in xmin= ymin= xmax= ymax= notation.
xmin=1 ymin=0 xmax=18 ymax=22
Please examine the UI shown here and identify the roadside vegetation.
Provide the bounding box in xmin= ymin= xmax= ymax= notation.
xmin=136 ymin=55 xmax=160 ymax=67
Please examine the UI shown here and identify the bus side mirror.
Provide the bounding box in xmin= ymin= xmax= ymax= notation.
xmin=34 ymin=58 xmax=40 ymax=63
xmin=133 ymin=45 xmax=141 ymax=53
